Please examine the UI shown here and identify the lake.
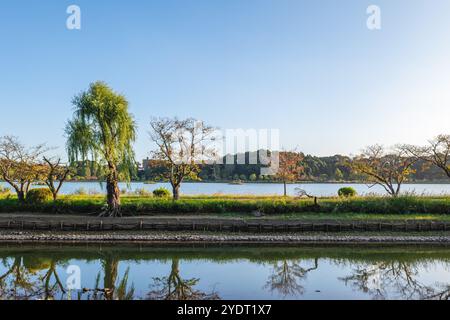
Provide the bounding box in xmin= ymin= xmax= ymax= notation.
xmin=0 ymin=244 xmax=449 ymax=300
xmin=2 ymin=181 xmax=450 ymax=197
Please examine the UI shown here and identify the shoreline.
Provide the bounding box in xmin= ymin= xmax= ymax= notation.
xmin=4 ymin=180 xmax=450 ymax=185
xmin=2 ymin=230 xmax=450 ymax=244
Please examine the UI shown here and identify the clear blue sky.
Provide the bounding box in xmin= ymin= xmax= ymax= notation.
xmin=1 ymin=0 xmax=450 ymax=161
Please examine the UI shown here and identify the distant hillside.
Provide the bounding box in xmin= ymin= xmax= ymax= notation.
xmin=138 ymin=151 xmax=449 ymax=183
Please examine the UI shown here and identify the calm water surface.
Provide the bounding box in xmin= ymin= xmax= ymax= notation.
xmin=2 ymin=181 xmax=450 ymax=196
xmin=1 ymin=245 xmax=449 ymax=300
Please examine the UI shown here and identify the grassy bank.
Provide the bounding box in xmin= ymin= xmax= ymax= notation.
xmin=0 ymin=194 xmax=449 ymax=216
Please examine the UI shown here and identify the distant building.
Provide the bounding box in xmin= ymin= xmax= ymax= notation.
xmin=142 ymin=158 xmax=152 ymax=171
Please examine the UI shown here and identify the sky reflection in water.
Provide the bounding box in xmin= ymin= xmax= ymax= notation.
xmin=0 ymin=245 xmax=449 ymax=300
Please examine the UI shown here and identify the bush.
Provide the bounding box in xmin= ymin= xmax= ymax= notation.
xmin=249 ymin=174 xmax=257 ymax=181
xmin=338 ymin=187 xmax=357 ymax=198
xmin=153 ymin=187 xmax=171 ymax=198
xmin=27 ymin=188 xmax=53 ymax=204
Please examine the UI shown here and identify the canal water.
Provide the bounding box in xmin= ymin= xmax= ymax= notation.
xmin=0 ymin=244 xmax=449 ymax=300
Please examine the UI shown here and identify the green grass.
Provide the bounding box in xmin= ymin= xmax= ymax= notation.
xmin=217 ymin=212 xmax=450 ymax=221
xmin=1 ymin=193 xmax=449 ymax=217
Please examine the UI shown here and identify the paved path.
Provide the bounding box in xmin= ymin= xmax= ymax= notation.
xmin=1 ymin=230 xmax=450 ymax=244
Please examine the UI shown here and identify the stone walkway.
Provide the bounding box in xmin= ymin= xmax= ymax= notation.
xmin=1 ymin=230 xmax=450 ymax=244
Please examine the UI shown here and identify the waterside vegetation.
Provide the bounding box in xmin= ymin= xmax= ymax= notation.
xmin=1 ymin=192 xmax=449 ymax=216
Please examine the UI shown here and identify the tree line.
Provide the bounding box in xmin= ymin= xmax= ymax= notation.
xmin=1 ymin=81 xmax=449 ymax=216
xmin=141 ymin=151 xmax=449 ymax=183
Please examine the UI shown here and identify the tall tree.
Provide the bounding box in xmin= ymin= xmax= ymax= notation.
xmin=0 ymin=136 xmax=47 ymax=202
xmin=149 ymin=117 xmax=216 ymax=200
xmin=65 ymin=82 xmax=136 ymax=217
xmin=275 ymin=151 xmax=304 ymax=196
xmin=350 ymin=145 xmax=417 ymax=197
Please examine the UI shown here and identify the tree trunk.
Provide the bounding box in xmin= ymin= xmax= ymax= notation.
xmin=46 ymin=182 xmax=58 ymax=201
xmin=106 ymin=178 xmax=121 ymax=217
xmin=445 ymin=167 xmax=450 ymax=179
xmin=283 ymin=181 xmax=287 ymax=197
xmin=172 ymin=185 xmax=180 ymax=201
xmin=17 ymin=190 xmax=25 ymax=203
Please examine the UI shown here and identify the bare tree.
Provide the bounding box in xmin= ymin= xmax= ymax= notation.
xmin=0 ymin=136 xmax=47 ymax=202
xmin=350 ymin=145 xmax=417 ymax=197
xmin=403 ymin=134 xmax=450 ymax=179
xmin=42 ymin=157 xmax=73 ymax=200
xmin=149 ymin=117 xmax=216 ymax=200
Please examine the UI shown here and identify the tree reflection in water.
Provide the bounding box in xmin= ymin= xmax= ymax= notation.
xmin=147 ymin=259 xmax=219 ymax=300
xmin=264 ymin=258 xmax=319 ymax=297
xmin=79 ymin=253 xmax=135 ymax=300
xmin=80 ymin=268 xmax=135 ymax=300
xmin=1 ymin=246 xmax=450 ymax=300
xmin=340 ymin=261 xmax=450 ymax=300
xmin=0 ymin=256 xmax=66 ymax=300
xmin=0 ymin=254 xmax=135 ymax=300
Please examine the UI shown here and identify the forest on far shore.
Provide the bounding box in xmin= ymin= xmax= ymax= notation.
xmin=68 ymin=151 xmax=449 ymax=183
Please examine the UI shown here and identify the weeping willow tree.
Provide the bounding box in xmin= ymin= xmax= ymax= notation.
xmin=65 ymin=82 xmax=136 ymax=217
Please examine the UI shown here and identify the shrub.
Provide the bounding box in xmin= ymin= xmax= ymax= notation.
xmin=27 ymin=188 xmax=53 ymax=204
xmin=153 ymin=187 xmax=171 ymax=198
xmin=338 ymin=187 xmax=357 ymax=198
xmin=249 ymin=174 xmax=257 ymax=182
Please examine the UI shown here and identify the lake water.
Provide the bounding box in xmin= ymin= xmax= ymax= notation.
xmin=0 ymin=244 xmax=449 ymax=300
xmin=1 ymin=181 xmax=450 ymax=197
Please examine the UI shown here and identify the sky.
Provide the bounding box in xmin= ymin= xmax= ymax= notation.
xmin=1 ymin=0 xmax=450 ymax=161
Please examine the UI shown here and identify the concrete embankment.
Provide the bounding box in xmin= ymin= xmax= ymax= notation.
xmin=1 ymin=214 xmax=450 ymax=244
xmin=1 ymin=214 xmax=450 ymax=233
